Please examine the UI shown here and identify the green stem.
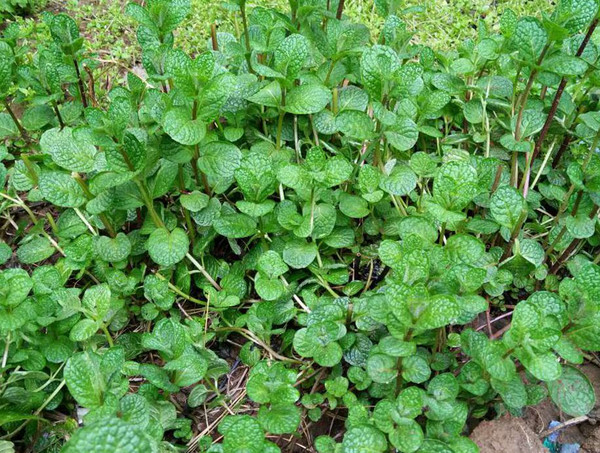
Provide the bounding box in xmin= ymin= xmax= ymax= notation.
xmin=511 ymin=45 xmax=550 ymax=186
xmin=135 ymin=179 xmax=164 ymax=228
xmin=239 ymin=0 xmax=254 ymax=74
xmin=155 ymin=271 xmax=208 ymax=305
xmin=276 ymin=86 xmax=286 ymax=150
xmin=178 ymin=166 xmax=196 ymax=248
xmin=21 ymin=154 xmax=38 ymax=186
xmin=73 ymin=174 xmax=117 ymax=237
xmin=500 ymin=210 xmax=528 ymax=261
xmin=324 ymin=58 xmax=337 ymax=85
xmin=101 ymin=325 xmax=114 ymax=347
xmin=3 ymin=99 xmax=29 ymax=142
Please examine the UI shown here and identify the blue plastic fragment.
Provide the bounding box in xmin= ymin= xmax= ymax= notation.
xmin=542 ymin=420 xmax=581 ymax=453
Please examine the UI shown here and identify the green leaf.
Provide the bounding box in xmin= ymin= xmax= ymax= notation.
xmin=235 ymin=151 xmax=277 ymax=202
xmin=552 ymin=0 xmax=599 ymax=34
xmin=274 ymin=34 xmax=309 ymax=80
xmin=180 ymin=191 xmax=210 ymax=212
xmin=490 ymin=185 xmax=526 ymax=230
xmin=336 ymin=110 xmax=374 ymax=140
xmin=445 ymin=234 xmax=485 ymax=265
xmin=258 ymin=403 xmax=301 ymax=434
xmin=342 ymin=425 xmax=387 ymax=453
xmin=361 ymin=45 xmax=399 ymax=100
xmin=39 ymin=171 xmax=86 ymax=208
xmin=367 ymin=353 xmax=397 ymax=383
xmin=548 ymin=366 xmax=596 ymax=416
xmin=0 ymin=114 xmax=18 ymax=139
xmin=0 ymin=242 xmax=11 ymax=265
xmin=566 ymin=214 xmax=596 ymax=239
xmin=198 ymin=141 xmax=242 ymax=190
xmin=219 ymin=415 xmax=267 ymax=453
xmin=433 ymin=161 xmax=478 ymax=211
xmin=512 ymin=109 xmax=545 ymax=138
xmin=339 ymin=193 xmax=370 ymax=218
xmin=379 ymin=336 xmax=416 ymax=358
xmin=389 ymin=419 xmax=424 ymax=453
xmin=283 ymin=240 xmax=317 ymax=269
xmin=69 ymin=319 xmax=99 ymax=342
xmin=492 ymin=376 xmax=527 ymax=409
xmin=500 ymin=134 xmax=533 ymax=153
xmin=247 ymin=80 xmax=282 ymax=108
xmin=213 ymin=213 xmax=257 ymax=238
xmin=147 ymin=228 xmax=189 ymax=266
xmin=0 ymin=43 xmax=14 ymax=97
xmin=0 ymin=441 xmax=14 ymax=453
xmin=519 ymin=351 xmax=562 ymax=381
xmin=83 ymin=284 xmax=111 ymax=317
xmin=257 ymin=251 xmax=289 ymax=279
xmin=385 ymin=117 xmax=419 ymax=152
xmin=188 ymin=384 xmax=209 ymax=408
xmin=284 ymin=84 xmax=332 ymax=115
xmin=415 ymin=295 xmax=461 ymax=330
xmin=542 ymin=54 xmax=588 ymax=76
xmin=163 ymin=107 xmax=206 ymax=145
xmin=17 ymin=237 xmax=55 ymax=264
xmin=511 ymin=17 xmax=548 ymax=61
xmin=313 ymin=341 xmax=343 ymax=367
xmin=95 ymin=233 xmax=132 ymax=262
xmin=402 ymin=355 xmax=431 ymax=384
xmin=64 ymin=351 xmax=104 ymax=408
xmin=255 ymin=273 xmax=285 ymax=301
xmin=380 ymin=164 xmax=418 ymax=196
xmin=62 ymin=417 xmax=155 ymax=453
xmin=40 ymin=127 xmax=97 ymax=172
xmin=428 ymin=373 xmax=459 ymax=401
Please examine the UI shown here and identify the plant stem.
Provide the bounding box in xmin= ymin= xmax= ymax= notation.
xmin=178 ymin=166 xmax=196 ymax=248
xmin=550 ymin=209 xmax=599 ymax=275
xmin=511 ymin=44 xmax=550 ymax=186
xmin=545 ymin=190 xmax=583 ymax=257
xmin=3 ymin=99 xmax=29 ymax=142
xmin=73 ymin=58 xmax=88 ymax=108
xmin=531 ymin=18 xmax=598 ymax=168
xmin=73 ymin=174 xmax=116 ymax=237
xmin=21 ymin=154 xmax=38 ymax=186
xmin=324 ymin=58 xmax=337 ymax=85
xmin=155 ymin=271 xmax=208 ymax=305
xmin=191 ymin=99 xmax=211 ymax=195
xmin=52 ymin=101 xmax=65 ymax=129
xmin=332 ymin=87 xmax=338 ymax=114
xmin=84 ymin=66 xmax=98 ymax=107
xmin=551 ymin=133 xmax=572 ymax=169
xmin=135 ymin=179 xmax=164 ymax=228
xmin=276 ymin=86 xmax=286 ymax=150
xmin=239 ymin=0 xmax=254 ymax=74
xmin=210 ymin=23 xmax=219 ymax=51
xmin=101 ymin=324 xmax=114 ymax=347
xmin=186 ymin=252 xmax=222 ymax=291
xmin=500 ymin=210 xmax=528 ymax=261
xmin=553 ymin=129 xmax=600 ymax=227
xmin=336 ymin=0 xmax=345 ymax=19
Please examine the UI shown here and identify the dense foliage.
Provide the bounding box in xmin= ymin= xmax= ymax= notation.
xmin=0 ymin=0 xmax=44 ymax=19
xmin=2 ymin=0 xmax=600 ymax=452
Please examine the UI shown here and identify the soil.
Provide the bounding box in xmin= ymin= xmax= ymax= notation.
xmin=470 ymin=416 xmax=547 ymax=453
xmin=470 ymin=363 xmax=600 ymax=453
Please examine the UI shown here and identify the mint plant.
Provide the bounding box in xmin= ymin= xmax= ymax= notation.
xmin=2 ymin=0 xmax=600 ymax=451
